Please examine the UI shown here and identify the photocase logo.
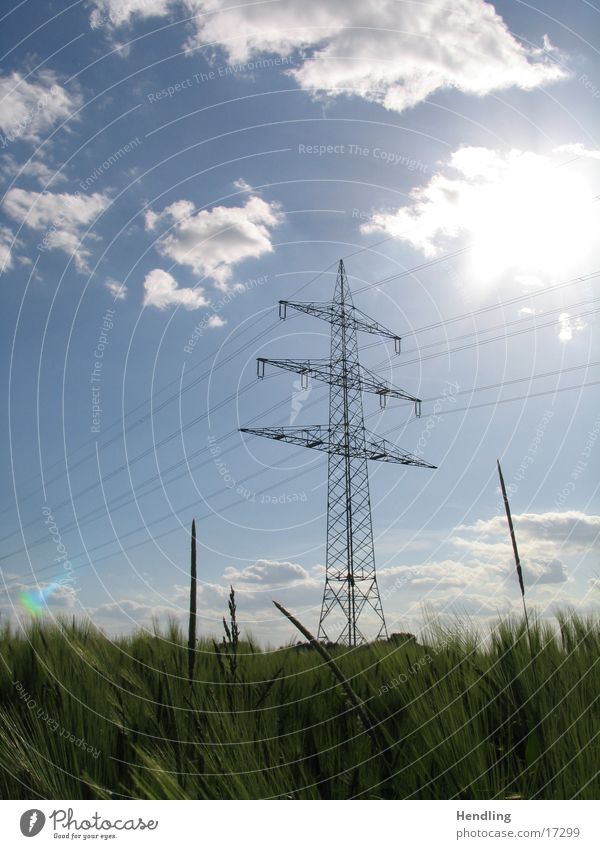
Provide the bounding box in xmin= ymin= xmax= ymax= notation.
xmin=20 ymin=809 xmax=46 ymax=837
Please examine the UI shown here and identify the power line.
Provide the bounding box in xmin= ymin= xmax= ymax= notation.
xmin=422 ymin=360 xmax=600 ymax=402
xmin=0 ymin=374 xmax=281 ymax=547
xmin=7 ymin=153 xmax=596 ymax=511
xmin=2 ymin=374 xmax=597 ymax=597
xmin=399 ymin=270 xmax=600 ymax=339
xmin=3 ymin=293 xmax=596 ymax=564
xmin=353 ymin=246 xmax=471 ymax=294
xmin=5 ymin=255 xmax=597 ymax=520
xmin=0 ymin=375 xmax=316 ymax=553
xmin=1 ymin=311 xmax=289 ymax=515
xmin=433 ymin=378 xmax=600 ymax=417
xmin=3 ymin=350 xmax=598 ymax=560
xmin=1 ymin=238 xmax=384 ymax=515
xmin=383 ymin=305 xmax=599 ymax=370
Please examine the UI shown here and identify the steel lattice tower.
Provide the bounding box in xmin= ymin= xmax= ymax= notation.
xmin=240 ymin=260 xmax=435 ymax=645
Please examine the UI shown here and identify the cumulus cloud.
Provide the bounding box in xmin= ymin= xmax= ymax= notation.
xmin=526 ymin=557 xmax=568 ymax=584
xmin=379 ymin=559 xmax=502 ymax=590
xmin=362 ymin=145 xmax=599 ymax=278
xmin=145 ymin=194 xmax=282 ymax=290
xmin=555 ymin=143 xmax=600 ymax=161
xmin=462 ymin=510 xmax=600 ymax=550
xmin=0 ymin=70 xmax=80 ymax=143
xmin=206 ymin=314 xmax=226 ymax=328
xmin=406 ymin=591 xmax=515 ymax=619
xmin=89 ymin=598 xmax=180 ymax=628
xmin=378 ymin=510 xmax=597 ymax=620
xmin=91 ymin=0 xmax=565 ymax=112
xmin=2 ymin=188 xmax=110 ymax=271
xmin=142 ymin=268 xmax=208 ymax=310
xmin=223 ymin=559 xmax=317 ymax=592
xmin=0 ymin=577 xmax=79 ymax=625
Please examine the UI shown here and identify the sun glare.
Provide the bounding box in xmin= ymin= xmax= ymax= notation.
xmin=469 ymin=155 xmax=597 ymax=281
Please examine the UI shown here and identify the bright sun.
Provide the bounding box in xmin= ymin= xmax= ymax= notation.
xmin=468 ymin=153 xmax=597 ymax=281
xmin=364 ymin=146 xmax=599 ymax=287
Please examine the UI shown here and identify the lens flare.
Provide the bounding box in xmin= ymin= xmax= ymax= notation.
xmin=20 ymin=582 xmax=65 ymax=615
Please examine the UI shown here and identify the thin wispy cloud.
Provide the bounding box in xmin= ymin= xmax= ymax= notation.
xmin=0 ymin=225 xmax=18 ymax=271
xmin=0 ymin=153 xmax=66 ymax=188
xmin=104 ymin=278 xmax=128 ymax=300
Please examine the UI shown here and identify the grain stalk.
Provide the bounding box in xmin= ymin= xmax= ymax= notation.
xmin=272 ymin=600 xmax=388 ymax=756
xmin=187 ymin=519 xmax=197 ymax=683
xmin=215 ymin=586 xmax=240 ymax=680
xmin=497 ymin=460 xmax=531 ymax=646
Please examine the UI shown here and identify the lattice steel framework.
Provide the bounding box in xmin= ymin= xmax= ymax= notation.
xmin=240 ymin=260 xmax=435 ymax=645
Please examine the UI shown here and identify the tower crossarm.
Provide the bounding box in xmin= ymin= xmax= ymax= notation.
xmin=359 ymin=362 xmax=421 ymax=409
xmin=239 ymin=425 xmax=436 ymax=468
xmin=279 ymin=300 xmax=334 ymax=322
xmin=240 ymin=424 xmax=330 ymax=451
xmin=363 ymin=432 xmax=436 ymax=468
xmin=351 ymin=307 xmax=402 ymax=352
xmin=257 ymin=356 xmax=422 ymax=413
xmin=279 ymin=301 xmax=402 ymax=352
xmin=256 ymin=356 xmax=330 ymax=385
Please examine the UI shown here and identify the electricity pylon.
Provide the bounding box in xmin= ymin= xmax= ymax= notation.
xmin=240 ymin=260 xmax=436 ymax=645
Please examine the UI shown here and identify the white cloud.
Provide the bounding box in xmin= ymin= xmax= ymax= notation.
xmin=206 ymin=314 xmax=226 ymax=328
xmin=145 ymin=193 xmax=282 ymax=289
xmin=362 ymin=146 xmax=600 ymax=279
xmin=526 ymin=557 xmax=568 ymax=584
xmin=105 ymin=278 xmax=128 ymax=299
xmin=406 ymin=591 xmax=515 ymax=620
xmin=2 ymin=187 xmax=110 ymax=271
xmin=515 ymin=274 xmax=543 ymax=290
xmin=459 ymin=510 xmax=600 ymax=553
xmin=555 ymin=143 xmax=600 ymax=161
xmin=558 ymin=311 xmax=586 ymax=342
xmin=0 ymin=153 xmax=66 ymax=187
xmin=0 ymin=70 xmax=80 ymax=143
xmin=381 ymin=559 xmax=488 ymax=587
xmin=223 ymin=558 xmax=318 ymax=593
xmin=90 ymin=0 xmax=171 ymax=28
xmin=379 ymin=510 xmax=598 ymax=618
xmin=0 ymin=226 xmax=18 ymax=272
xmin=142 ymin=267 xmax=208 ymax=310
xmin=174 ymin=560 xmax=322 ymax=639
xmin=89 ymin=598 xmax=180 ymax=628
xmin=91 ymin=0 xmax=565 ymax=112
xmin=0 ymin=578 xmax=79 ymax=625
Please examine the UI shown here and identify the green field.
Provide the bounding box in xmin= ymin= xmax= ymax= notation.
xmin=0 ymin=611 xmax=598 ymax=799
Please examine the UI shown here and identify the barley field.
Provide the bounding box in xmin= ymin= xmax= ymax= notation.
xmin=0 ymin=610 xmax=598 ymax=800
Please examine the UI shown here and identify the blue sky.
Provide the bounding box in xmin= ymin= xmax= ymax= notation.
xmin=0 ymin=0 xmax=598 ymax=642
